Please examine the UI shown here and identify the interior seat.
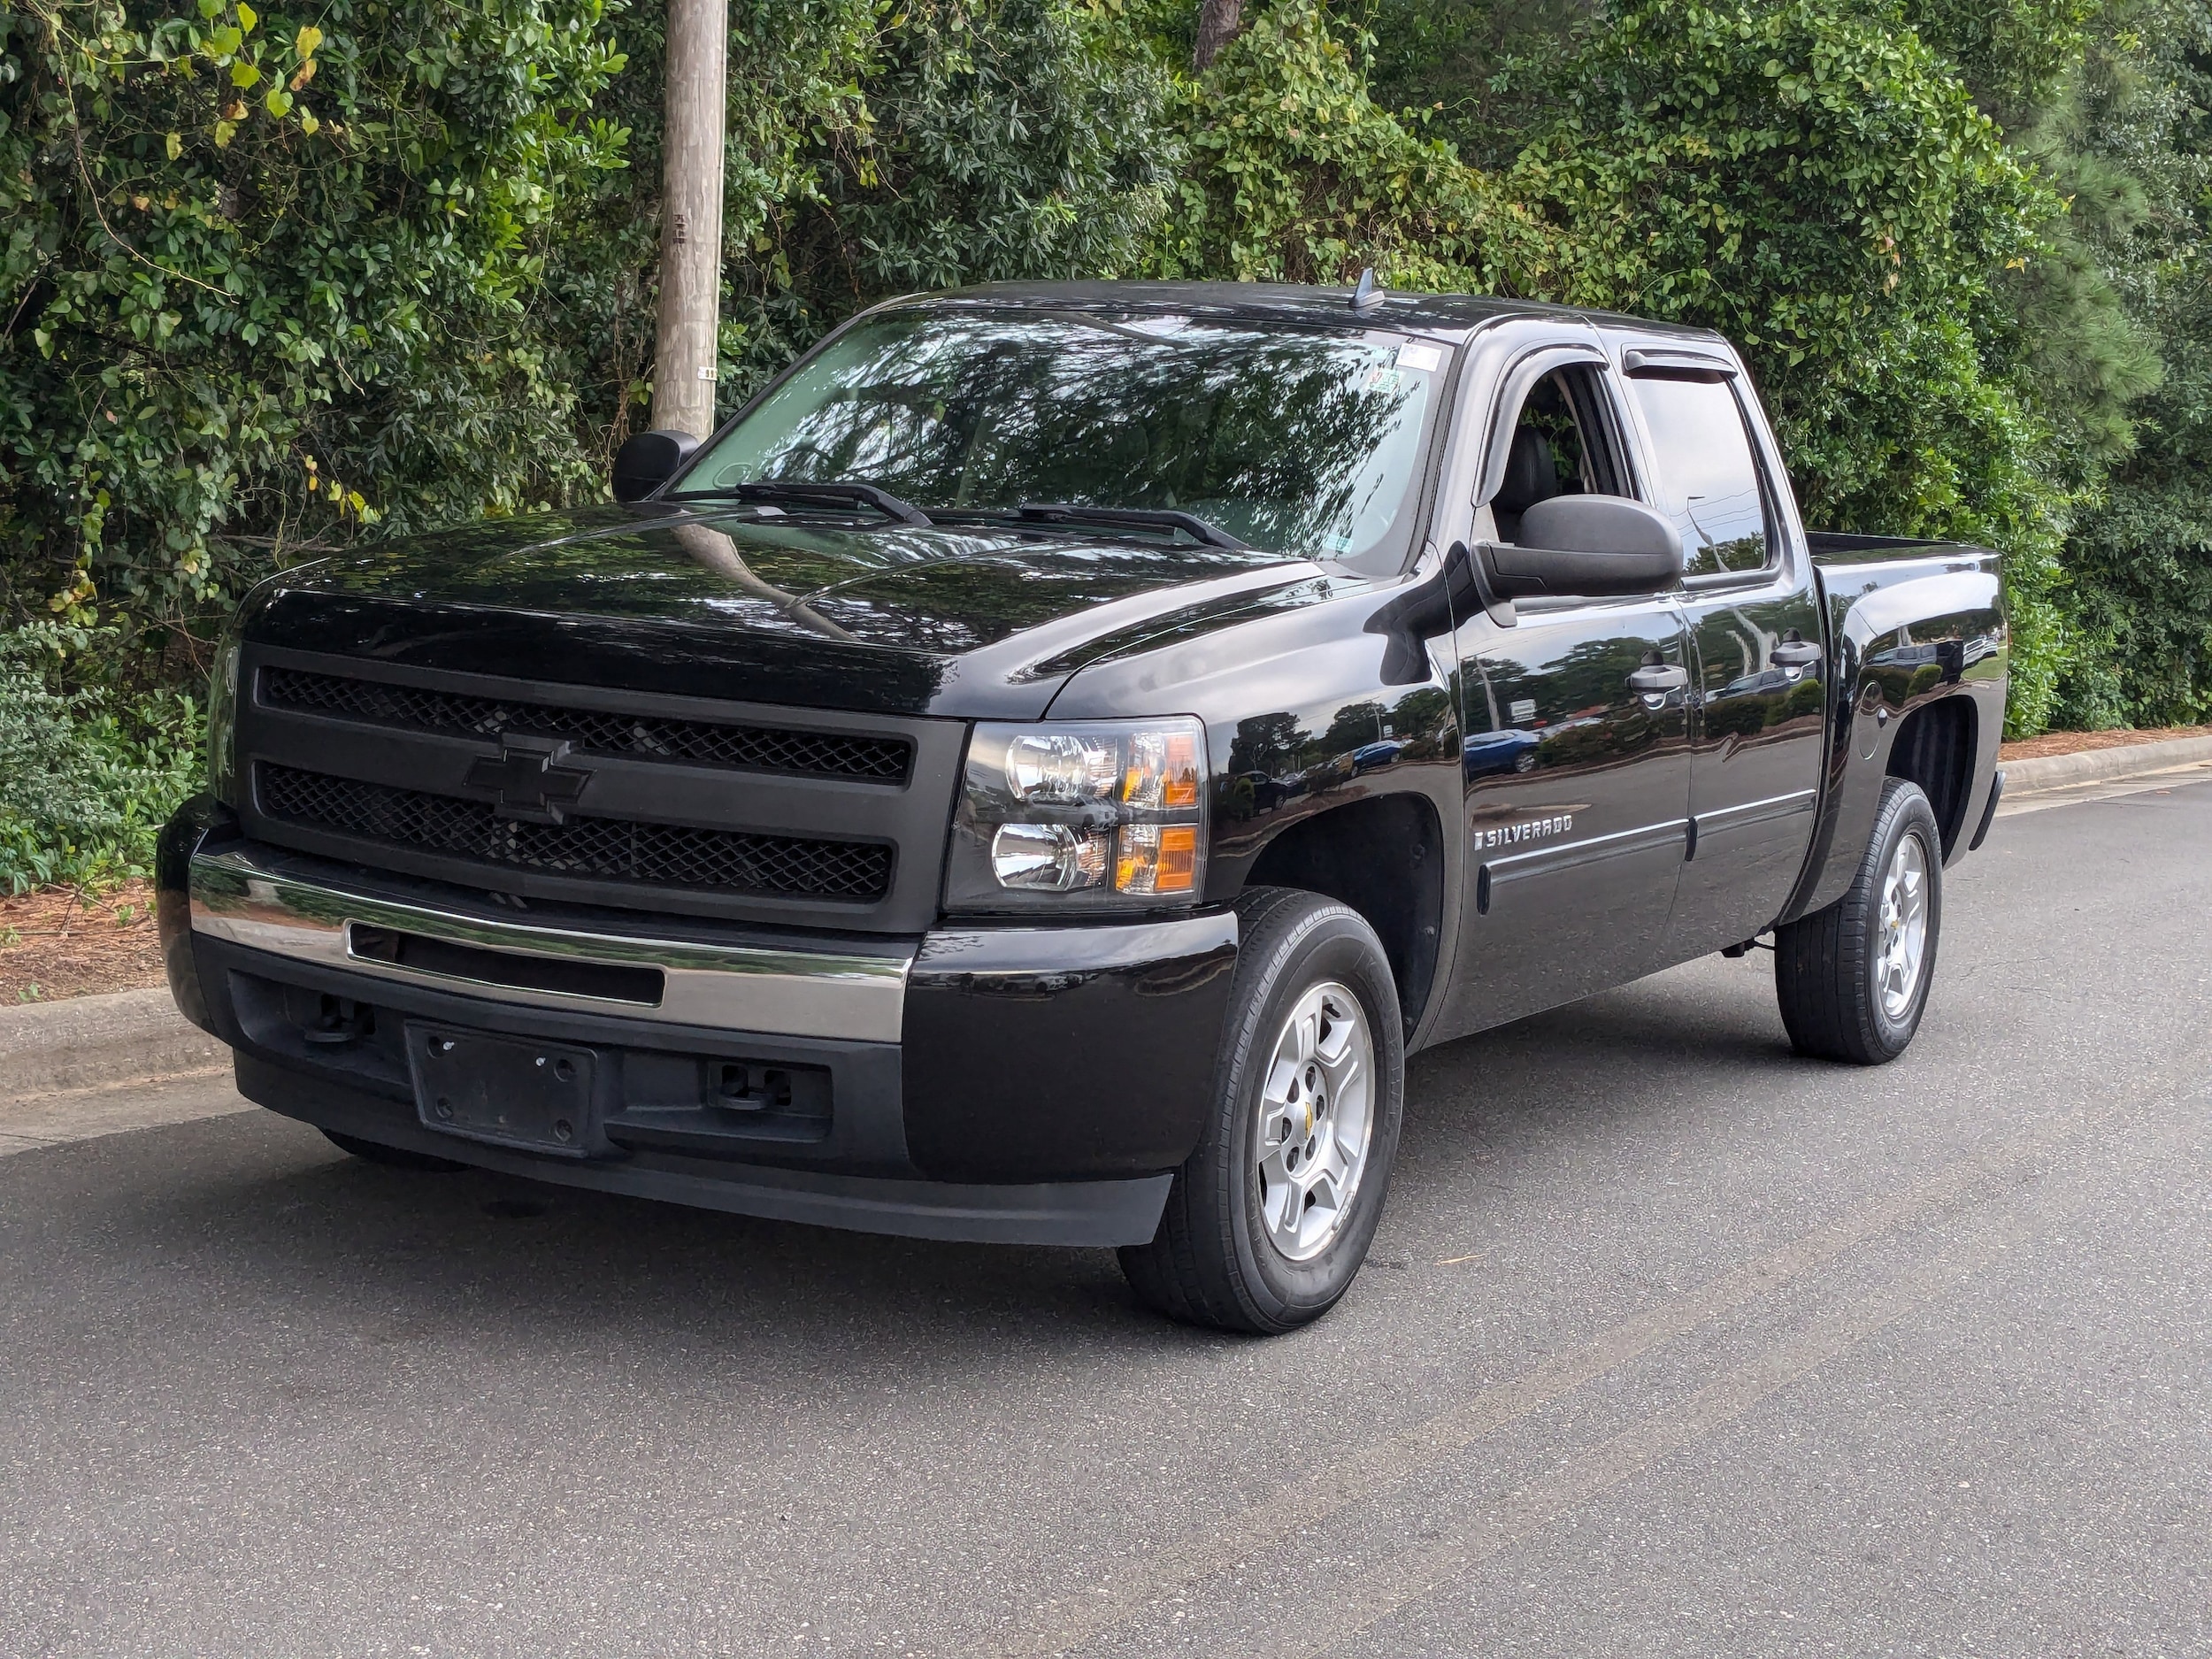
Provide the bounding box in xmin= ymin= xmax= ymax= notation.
xmin=1492 ymin=426 xmax=1559 ymax=544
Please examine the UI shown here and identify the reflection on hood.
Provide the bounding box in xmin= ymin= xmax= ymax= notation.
xmin=242 ymin=503 xmax=1359 ymax=719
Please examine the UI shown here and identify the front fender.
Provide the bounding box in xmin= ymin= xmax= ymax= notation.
xmin=1046 ymin=573 xmax=1466 ymax=1044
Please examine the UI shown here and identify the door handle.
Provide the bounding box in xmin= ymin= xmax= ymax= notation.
xmin=1770 ymin=640 xmax=1821 ymax=670
xmin=1627 ymin=664 xmax=1688 ymax=695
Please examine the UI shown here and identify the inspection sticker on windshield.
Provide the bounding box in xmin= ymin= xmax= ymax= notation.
xmin=1396 ymin=342 xmax=1443 ymax=373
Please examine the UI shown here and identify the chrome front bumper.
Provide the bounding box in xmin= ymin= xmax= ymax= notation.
xmin=161 ymin=813 xmax=1225 ymax=1244
xmin=188 ymin=844 xmax=914 ymax=1042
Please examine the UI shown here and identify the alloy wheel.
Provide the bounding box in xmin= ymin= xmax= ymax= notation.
xmin=1253 ymin=981 xmax=1377 ymax=1263
xmin=1877 ymin=833 xmax=1930 ymax=1021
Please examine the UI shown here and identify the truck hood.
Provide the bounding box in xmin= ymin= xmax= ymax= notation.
xmin=239 ymin=503 xmax=1344 ymax=718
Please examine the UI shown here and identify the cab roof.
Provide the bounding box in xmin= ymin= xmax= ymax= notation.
xmin=885 ymin=280 xmax=1728 ymax=348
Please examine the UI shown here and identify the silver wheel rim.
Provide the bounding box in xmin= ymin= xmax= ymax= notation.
xmin=1253 ymin=981 xmax=1376 ymax=1263
xmin=1877 ymin=832 xmax=1930 ymax=1021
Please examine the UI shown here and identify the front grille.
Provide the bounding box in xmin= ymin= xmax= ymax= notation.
xmin=260 ymin=667 xmax=911 ymax=784
xmin=257 ymin=764 xmax=894 ymax=902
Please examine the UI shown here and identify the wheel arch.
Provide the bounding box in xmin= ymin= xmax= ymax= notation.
xmin=1237 ymin=791 xmax=1445 ymax=1041
xmin=1886 ymin=695 xmax=1978 ymax=858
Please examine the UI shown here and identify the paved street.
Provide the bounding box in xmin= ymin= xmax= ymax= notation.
xmin=4 ymin=776 xmax=2209 ymax=1658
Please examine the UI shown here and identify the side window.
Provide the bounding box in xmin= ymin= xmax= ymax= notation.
xmin=1491 ymin=365 xmax=1629 ymax=545
xmin=1626 ymin=373 xmax=1770 ymax=575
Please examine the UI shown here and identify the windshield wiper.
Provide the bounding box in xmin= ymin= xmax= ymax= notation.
xmin=1002 ymin=503 xmax=1248 ymax=550
xmin=682 ymin=480 xmax=933 ymax=527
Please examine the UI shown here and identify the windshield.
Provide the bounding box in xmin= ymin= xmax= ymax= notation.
xmin=678 ymin=310 xmax=1450 ymax=567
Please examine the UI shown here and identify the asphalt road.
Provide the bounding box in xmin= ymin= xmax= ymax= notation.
xmin=5 ymin=775 xmax=2209 ymax=1658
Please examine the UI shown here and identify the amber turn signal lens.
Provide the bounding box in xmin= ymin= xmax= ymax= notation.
xmin=1115 ymin=823 xmax=1200 ymax=895
xmin=1156 ymin=824 xmax=1199 ymax=891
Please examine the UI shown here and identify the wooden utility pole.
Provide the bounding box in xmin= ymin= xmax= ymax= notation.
xmin=650 ymin=0 xmax=728 ymax=440
xmin=1194 ymin=0 xmax=1243 ymax=70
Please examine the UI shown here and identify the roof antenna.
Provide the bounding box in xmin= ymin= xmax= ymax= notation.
xmin=1351 ymin=267 xmax=1384 ymax=311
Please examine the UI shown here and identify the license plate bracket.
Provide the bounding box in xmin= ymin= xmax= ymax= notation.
xmin=406 ymin=1022 xmax=600 ymax=1157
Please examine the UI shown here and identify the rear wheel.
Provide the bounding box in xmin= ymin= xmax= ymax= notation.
xmin=321 ymin=1129 xmax=468 ymax=1172
xmin=1774 ymin=778 xmax=1942 ymax=1064
xmin=1119 ymin=888 xmax=1404 ymax=1334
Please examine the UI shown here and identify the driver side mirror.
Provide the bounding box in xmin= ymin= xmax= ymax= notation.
xmin=611 ymin=429 xmax=701 ymax=503
xmin=1478 ymin=493 xmax=1682 ymax=598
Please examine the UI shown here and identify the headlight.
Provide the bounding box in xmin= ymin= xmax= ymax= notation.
xmin=945 ymin=718 xmax=1210 ymax=913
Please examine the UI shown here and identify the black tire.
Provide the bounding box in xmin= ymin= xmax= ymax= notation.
xmin=1119 ymin=888 xmax=1405 ymax=1334
xmin=1775 ymin=778 xmax=1943 ymax=1064
xmin=321 ymin=1128 xmax=468 ymax=1172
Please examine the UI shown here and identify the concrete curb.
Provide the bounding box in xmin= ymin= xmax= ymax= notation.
xmin=1 ymin=987 xmax=226 ymax=1102
xmin=2001 ymin=733 xmax=2212 ymax=795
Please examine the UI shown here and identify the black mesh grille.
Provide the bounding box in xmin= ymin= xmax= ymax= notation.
xmin=259 ymin=667 xmax=911 ymax=783
xmin=257 ymin=764 xmax=893 ymax=902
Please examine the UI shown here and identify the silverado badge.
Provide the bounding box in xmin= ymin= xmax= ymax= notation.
xmin=1471 ymin=811 xmax=1576 ymax=850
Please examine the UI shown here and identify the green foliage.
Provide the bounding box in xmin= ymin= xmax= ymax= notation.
xmin=1901 ymin=0 xmax=2097 ymax=120
xmin=759 ymin=1 xmax=1173 ymax=321
xmin=1498 ymin=0 xmax=2047 ymax=373
xmin=0 ymin=621 xmax=203 ymax=891
xmin=2035 ymin=0 xmax=2212 ymax=728
xmin=1360 ymin=0 xmax=1598 ymax=166
xmin=1150 ymin=0 xmax=1553 ymax=288
xmin=0 ymin=0 xmax=633 ymax=639
xmin=542 ymin=0 xmax=1176 ymax=446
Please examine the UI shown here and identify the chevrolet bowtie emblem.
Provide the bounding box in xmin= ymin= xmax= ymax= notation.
xmin=464 ymin=738 xmax=592 ymax=825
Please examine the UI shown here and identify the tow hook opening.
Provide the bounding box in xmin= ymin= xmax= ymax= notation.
xmin=287 ymin=987 xmax=377 ymax=1047
xmin=714 ymin=1063 xmax=795 ymax=1112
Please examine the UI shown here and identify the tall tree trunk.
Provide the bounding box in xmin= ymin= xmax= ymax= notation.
xmin=651 ymin=0 xmax=728 ymax=440
xmin=1194 ymin=0 xmax=1244 ymax=71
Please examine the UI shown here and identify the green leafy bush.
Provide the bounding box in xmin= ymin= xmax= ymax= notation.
xmin=0 ymin=0 xmax=633 ymax=639
xmin=0 ymin=623 xmax=204 ymax=892
xmin=528 ymin=0 xmax=1176 ymax=454
xmin=2038 ymin=0 xmax=2212 ymax=728
xmin=1150 ymin=0 xmax=1553 ymax=290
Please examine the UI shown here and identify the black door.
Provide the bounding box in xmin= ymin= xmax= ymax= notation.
xmin=1615 ymin=356 xmax=1824 ymax=957
xmin=1445 ymin=594 xmax=1694 ymax=1033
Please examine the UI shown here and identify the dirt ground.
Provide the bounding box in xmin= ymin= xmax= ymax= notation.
xmin=1999 ymin=725 xmax=2210 ymax=760
xmin=1 ymin=880 xmax=165 ymax=1006
xmin=1 ymin=724 xmax=2202 ymax=1004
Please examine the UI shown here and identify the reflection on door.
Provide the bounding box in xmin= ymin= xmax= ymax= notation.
xmin=1442 ymin=595 xmax=1693 ymax=1037
xmin=1668 ymin=585 xmax=1825 ymax=956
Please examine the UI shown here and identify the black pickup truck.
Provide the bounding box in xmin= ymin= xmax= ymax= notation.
xmin=157 ymin=281 xmax=2007 ymax=1333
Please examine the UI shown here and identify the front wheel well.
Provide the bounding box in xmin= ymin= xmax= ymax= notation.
xmin=1240 ymin=793 xmax=1443 ymax=1036
xmin=1886 ymin=695 xmax=1977 ymax=857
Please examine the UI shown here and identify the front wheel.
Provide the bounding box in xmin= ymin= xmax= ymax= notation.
xmin=1119 ymin=888 xmax=1405 ymax=1333
xmin=1774 ymin=778 xmax=1943 ymax=1064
